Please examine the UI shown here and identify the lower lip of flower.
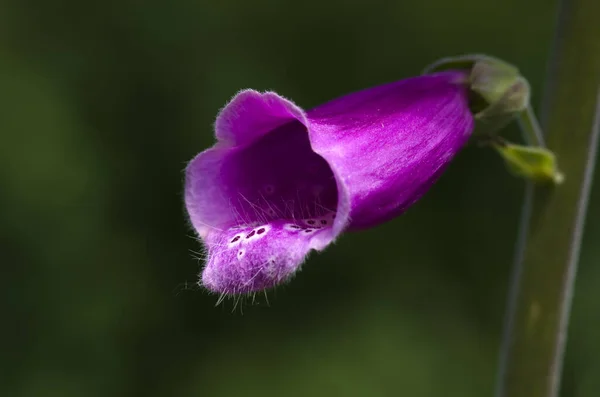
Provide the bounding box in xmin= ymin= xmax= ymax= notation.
xmin=198 ymin=120 xmax=339 ymax=294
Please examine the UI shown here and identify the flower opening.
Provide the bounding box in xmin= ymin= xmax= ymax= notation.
xmin=185 ymin=71 xmax=474 ymax=295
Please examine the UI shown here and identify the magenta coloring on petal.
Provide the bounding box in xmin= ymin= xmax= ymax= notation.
xmin=185 ymin=71 xmax=474 ymax=295
xmin=202 ymin=216 xmax=335 ymax=294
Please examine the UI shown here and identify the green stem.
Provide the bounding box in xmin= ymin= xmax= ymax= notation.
xmin=517 ymin=105 xmax=546 ymax=147
xmin=495 ymin=1 xmax=600 ymax=397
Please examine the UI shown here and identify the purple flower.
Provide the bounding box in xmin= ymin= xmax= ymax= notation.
xmin=185 ymin=71 xmax=474 ymax=295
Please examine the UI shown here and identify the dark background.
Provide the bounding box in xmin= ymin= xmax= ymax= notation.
xmin=2 ymin=0 xmax=599 ymax=396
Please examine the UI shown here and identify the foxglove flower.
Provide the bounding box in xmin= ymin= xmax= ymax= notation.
xmin=185 ymin=71 xmax=474 ymax=295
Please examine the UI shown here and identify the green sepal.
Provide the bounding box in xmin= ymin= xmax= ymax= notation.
xmin=493 ymin=142 xmax=564 ymax=184
xmin=424 ymin=54 xmax=529 ymax=121
xmin=425 ymin=54 xmax=564 ymax=185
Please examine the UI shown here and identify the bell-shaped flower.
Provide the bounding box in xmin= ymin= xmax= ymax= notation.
xmin=185 ymin=71 xmax=474 ymax=295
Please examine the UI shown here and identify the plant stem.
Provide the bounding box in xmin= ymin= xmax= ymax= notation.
xmin=495 ymin=0 xmax=600 ymax=397
xmin=517 ymin=105 xmax=545 ymax=147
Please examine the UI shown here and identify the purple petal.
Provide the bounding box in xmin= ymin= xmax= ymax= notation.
xmin=185 ymin=113 xmax=340 ymax=248
xmin=185 ymin=71 xmax=474 ymax=294
xmin=307 ymin=71 xmax=474 ymax=228
xmin=202 ymin=217 xmax=335 ymax=294
xmin=214 ymin=90 xmax=307 ymax=146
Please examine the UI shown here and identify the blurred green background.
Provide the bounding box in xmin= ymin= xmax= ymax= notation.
xmin=2 ymin=0 xmax=599 ymax=396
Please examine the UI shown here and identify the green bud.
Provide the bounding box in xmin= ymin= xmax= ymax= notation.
xmin=424 ymin=54 xmax=529 ymax=121
xmin=493 ymin=142 xmax=564 ymax=184
xmin=425 ymin=54 xmax=563 ymax=185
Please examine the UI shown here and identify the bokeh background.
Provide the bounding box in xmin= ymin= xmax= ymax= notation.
xmin=2 ymin=0 xmax=599 ymax=396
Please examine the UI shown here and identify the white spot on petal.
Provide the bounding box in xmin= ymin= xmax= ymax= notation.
xmin=284 ymin=223 xmax=303 ymax=231
xmin=227 ymin=233 xmax=245 ymax=248
xmin=244 ymin=225 xmax=271 ymax=243
xmin=237 ymin=248 xmax=246 ymax=260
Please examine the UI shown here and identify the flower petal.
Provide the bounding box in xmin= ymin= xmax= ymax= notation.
xmin=214 ymin=89 xmax=307 ymax=146
xmin=202 ymin=217 xmax=335 ymax=294
xmin=186 ymin=90 xmax=348 ymax=248
xmin=185 ymin=94 xmax=343 ymax=293
xmin=185 ymin=71 xmax=474 ymax=294
xmin=307 ymin=71 xmax=474 ymax=228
